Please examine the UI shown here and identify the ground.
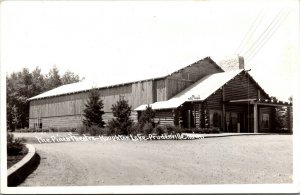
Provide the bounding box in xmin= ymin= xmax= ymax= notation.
xmin=13 ymin=133 xmax=292 ymax=186
xmin=7 ymin=146 xmax=28 ymax=169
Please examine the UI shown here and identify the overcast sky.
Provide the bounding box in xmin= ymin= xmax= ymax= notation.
xmin=1 ymin=0 xmax=299 ymax=101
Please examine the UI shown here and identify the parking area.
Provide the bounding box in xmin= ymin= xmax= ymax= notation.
xmin=16 ymin=134 xmax=292 ymax=186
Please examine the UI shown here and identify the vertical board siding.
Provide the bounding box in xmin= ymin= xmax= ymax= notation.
xmin=166 ymin=79 xmax=193 ymax=100
xmin=155 ymin=79 xmax=167 ymax=101
xmin=29 ymin=80 xmax=152 ymax=129
xmin=166 ymin=59 xmax=223 ymax=99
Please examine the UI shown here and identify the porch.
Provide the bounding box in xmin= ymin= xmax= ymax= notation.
xmin=177 ymin=99 xmax=292 ymax=133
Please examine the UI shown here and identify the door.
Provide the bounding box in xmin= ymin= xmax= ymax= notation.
xmin=226 ymin=112 xmax=245 ymax=132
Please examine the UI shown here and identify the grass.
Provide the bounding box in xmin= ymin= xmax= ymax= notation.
xmin=7 ymin=146 xmax=28 ymax=169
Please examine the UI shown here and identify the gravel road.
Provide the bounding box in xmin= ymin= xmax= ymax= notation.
xmin=18 ymin=134 xmax=292 ymax=186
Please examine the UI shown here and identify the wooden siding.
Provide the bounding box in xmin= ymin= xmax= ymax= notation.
xmin=29 ymin=111 xmax=138 ymax=129
xmin=154 ymin=110 xmax=174 ymax=126
xmin=30 ymin=81 xmax=154 ymax=118
xmin=166 ymin=79 xmax=193 ymax=100
xmin=225 ymin=104 xmax=248 ymax=113
xmin=224 ymin=73 xmax=265 ymax=101
xmin=29 ymin=115 xmax=83 ymax=129
xmin=29 ymin=80 xmax=151 ymax=129
xmin=206 ymin=89 xmax=223 ymax=110
xmin=155 ymin=79 xmax=167 ymax=102
xmin=166 ymin=58 xmax=223 ymax=99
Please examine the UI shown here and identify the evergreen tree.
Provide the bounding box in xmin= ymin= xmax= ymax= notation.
xmin=82 ymin=89 xmax=105 ymax=128
xmin=108 ymin=98 xmax=133 ymax=135
xmin=138 ymin=105 xmax=155 ymax=127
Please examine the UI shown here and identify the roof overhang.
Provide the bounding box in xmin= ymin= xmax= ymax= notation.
xmin=227 ymin=99 xmax=292 ymax=107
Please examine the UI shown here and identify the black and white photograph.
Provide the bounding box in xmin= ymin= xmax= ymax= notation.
xmin=1 ymin=0 xmax=299 ymax=194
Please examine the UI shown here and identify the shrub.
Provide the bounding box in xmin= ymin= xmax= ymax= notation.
xmin=180 ymin=127 xmax=220 ymax=134
xmin=142 ymin=122 xmax=154 ymax=135
xmin=7 ymin=133 xmax=25 ymax=156
xmin=139 ymin=106 xmax=155 ymax=126
xmin=211 ymin=127 xmax=220 ymax=134
xmin=165 ymin=125 xmax=180 ymax=135
xmin=107 ymin=119 xmax=122 ymax=135
xmin=87 ymin=125 xmax=107 ymax=136
xmin=50 ymin=127 xmax=59 ymax=132
xmin=77 ymin=125 xmax=88 ymax=135
xmin=129 ymin=123 xmax=142 ymax=136
xmin=153 ymin=126 xmax=166 ymax=136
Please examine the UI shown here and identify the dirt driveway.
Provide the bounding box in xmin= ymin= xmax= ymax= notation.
xmin=17 ymin=134 xmax=292 ymax=186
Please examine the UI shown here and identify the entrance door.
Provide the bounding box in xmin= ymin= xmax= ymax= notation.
xmin=226 ymin=112 xmax=245 ymax=132
xmin=238 ymin=113 xmax=245 ymax=132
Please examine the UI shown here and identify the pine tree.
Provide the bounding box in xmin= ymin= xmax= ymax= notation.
xmin=108 ymin=98 xmax=133 ymax=135
xmin=138 ymin=105 xmax=155 ymax=127
xmin=82 ymin=88 xmax=105 ymax=128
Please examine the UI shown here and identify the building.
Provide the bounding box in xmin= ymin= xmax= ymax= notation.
xmin=28 ymin=55 xmax=292 ymax=133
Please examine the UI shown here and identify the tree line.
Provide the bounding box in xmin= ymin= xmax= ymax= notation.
xmin=7 ymin=66 xmax=83 ymax=130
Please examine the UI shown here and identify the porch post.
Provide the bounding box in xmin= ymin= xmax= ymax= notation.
xmin=222 ymin=87 xmax=226 ymax=132
xmin=253 ymin=103 xmax=258 ymax=133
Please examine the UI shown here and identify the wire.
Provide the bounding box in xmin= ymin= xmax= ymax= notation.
xmin=243 ymin=8 xmax=286 ymax=59
xmin=236 ymin=9 xmax=266 ymax=55
xmin=246 ymin=10 xmax=290 ymax=64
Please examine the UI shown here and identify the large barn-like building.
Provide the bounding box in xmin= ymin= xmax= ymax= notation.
xmin=28 ymin=55 xmax=292 ymax=133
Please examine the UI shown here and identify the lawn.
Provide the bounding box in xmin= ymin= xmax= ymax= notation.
xmin=16 ymin=134 xmax=292 ymax=186
xmin=7 ymin=146 xmax=28 ymax=169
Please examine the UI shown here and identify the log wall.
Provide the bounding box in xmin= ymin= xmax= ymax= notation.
xmin=154 ymin=110 xmax=175 ymax=126
xmin=224 ymin=73 xmax=269 ymax=101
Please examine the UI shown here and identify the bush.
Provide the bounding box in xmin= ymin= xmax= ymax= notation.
xmin=139 ymin=106 xmax=155 ymax=126
xmin=165 ymin=125 xmax=180 ymax=135
xmin=180 ymin=127 xmax=220 ymax=134
xmin=129 ymin=123 xmax=142 ymax=136
xmin=7 ymin=133 xmax=25 ymax=155
xmin=88 ymin=125 xmax=107 ymax=136
xmin=50 ymin=127 xmax=59 ymax=132
xmin=142 ymin=122 xmax=154 ymax=135
xmin=107 ymin=119 xmax=122 ymax=135
xmin=153 ymin=126 xmax=167 ymax=136
xmin=77 ymin=125 xmax=88 ymax=135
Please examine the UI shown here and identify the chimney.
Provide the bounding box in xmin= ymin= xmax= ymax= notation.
xmin=218 ymin=55 xmax=245 ymax=71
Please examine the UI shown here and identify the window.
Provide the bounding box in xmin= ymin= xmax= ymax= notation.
xmin=261 ymin=113 xmax=269 ymax=129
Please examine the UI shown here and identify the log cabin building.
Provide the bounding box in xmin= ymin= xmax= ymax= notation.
xmin=28 ymin=55 xmax=292 ymax=133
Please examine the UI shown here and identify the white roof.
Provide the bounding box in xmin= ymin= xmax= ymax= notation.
xmin=28 ymin=76 xmax=164 ymax=100
xmin=28 ymin=56 xmax=216 ymax=101
xmin=135 ymin=70 xmax=243 ymax=110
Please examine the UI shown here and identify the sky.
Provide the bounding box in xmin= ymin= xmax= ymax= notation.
xmin=0 ymin=0 xmax=299 ymax=101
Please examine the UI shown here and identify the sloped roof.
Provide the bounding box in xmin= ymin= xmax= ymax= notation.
xmin=28 ymin=56 xmax=219 ymax=101
xmin=28 ymin=76 xmax=163 ymax=101
xmin=135 ymin=70 xmax=243 ymax=110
